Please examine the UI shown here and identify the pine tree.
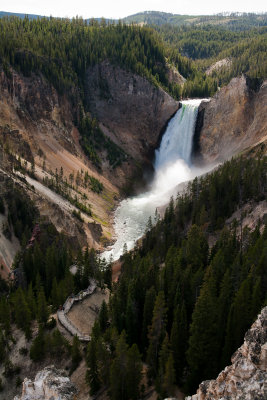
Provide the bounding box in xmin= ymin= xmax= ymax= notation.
xmin=71 ymin=335 xmax=82 ymax=370
xmin=163 ymin=353 xmax=176 ymax=397
xmin=86 ymin=337 xmax=100 ymax=395
xmin=157 ymin=333 xmax=171 ymax=395
xmin=99 ymin=300 xmax=108 ymax=333
xmin=75 ymin=259 xmax=83 ymax=291
xmin=170 ymin=302 xmax=187 ymax=382
xmin=27 ymin=283 xmax=36 ymax=319
xmin=49 ymin=329 xmax=67 ymax=356
xmin=251 ymin=277 xmax=262 ymax=321
xmin=0 ymin=298 xmax=11 ymax=333
xmin=110 ymin=331 xmax=128 ymax=400
xmin=186 ymin=268 xmax=219 ymax=390
xmin=123 ymin=243 xmax=128 ymax=255
xmin=199 ymin=204 xmax=208 ymax=226
xmin=96 ymin=338 xmax=111 ymax=387
xmin=125 ymin=289 xmax=138 ymax=345
xmin=146 ymin=291 xmax=167 ymax=378
xmin=217 ymin=269 xmax=233 ymax=369
xmin=126 ymin=344 xmax=142 ymax=400
xmin=0 ymin=329 xmax=6 ymax=363
xmin=34 ymin=272 xmax=42 ymax=293
xmin=185 ymin=224 xmax=208 ymax=272
xmin=222 ymin=276 xmax=252 ymax=365
xmin=142 ymin=286 xmax=156 ymax=351
xmin=51 ymin=277 xmax=59 ymax=310
xmin=13 ymin=288 xmax=31 ymax=339
xmin=45 ymin=245 xmax=56 ymax=294
xmin=33 ymin=243 xmax=43 ymax=279
xmin=104 ymin=262 xmax=112 ymax=289
xmin=37 ymin=287 xmax=48 ymax=325
xmin=30 ymin=326 xmax=45 ymax=361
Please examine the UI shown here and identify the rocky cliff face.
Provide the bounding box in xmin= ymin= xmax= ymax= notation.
xmin=14 ymin=366 xmax=77 ymax=400
xmin=194 ymin=76 xmax=267 ymax=164
xmin=0 ymin=62 xmax=178 ymax=256
xmin=186 ymin=306 xmax=267 ymax=400
xmin=0 ymin=62 xmax=179 ymax=189
xmin=85 ymin=61 xmax=179 ymax=165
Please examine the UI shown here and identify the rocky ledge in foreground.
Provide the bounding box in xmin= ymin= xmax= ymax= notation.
xmin=186 ymin=306 xmax=267 ymax=400
xmin=14 ymin=366 xmax=77 ymax=400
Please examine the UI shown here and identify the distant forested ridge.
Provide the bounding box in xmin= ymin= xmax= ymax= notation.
xmin=123 ymin=10 xmax=267 ymax=29
xmin=0 ymin=17 xmax=182 ymax=169
xmin=155 ymin=23 xmax=267 ymax=85
xmin=0 ymin=14 xmax=220 ymax=174
xmin=0 ymin=11 xmax=44 ymax=20
xmin=2 ymin=10 xmax=267 ymax=29
xmin=122 ymin=11 xmax=267 ymax=87
xmin=0 ymin=16 xmax=218 ymax=102
xmin=1 ymin=13 xmax=265 ymax=104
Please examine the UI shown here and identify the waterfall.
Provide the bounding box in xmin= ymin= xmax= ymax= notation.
xmin=155 ymin=100 xmax=201 ymax=169
xmin=102 ymin=99 xmax=207 ymax=261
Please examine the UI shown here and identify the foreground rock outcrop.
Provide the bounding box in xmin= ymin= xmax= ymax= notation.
xmin=194 ymin=75 xmax=267 ymax=164
xmin=14 ymin=366 xmax=77 ymax=400
xmin=186 ymin=306 xmax=267 ymax=400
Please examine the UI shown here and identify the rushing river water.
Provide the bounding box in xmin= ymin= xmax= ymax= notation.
xmin=102 ymin=99 xmax=209 ymax=261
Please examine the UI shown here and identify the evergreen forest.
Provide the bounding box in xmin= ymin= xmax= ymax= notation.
xmin=0 ymin=159 xmax=111 ymax=382
xmin=0 ymin=14 xmax=266 ymax=166
xmin=86 ymin=153 xmax=267 ymax=398
xmin=0 ymin=10 xmax=266 ymax=399
xmin=1 ymin=151 xmax=266 ymax=397
xmin=0 ymin=13 xmax=265 ymax=107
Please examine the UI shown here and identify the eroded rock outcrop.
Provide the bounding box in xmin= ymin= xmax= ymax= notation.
xmin=186 ymin=306 xmax=267 ymax=400
xmin=205 ymin=58 xmax=232 ymax=76
xmin=166 ymin=63 xmax=186 ymax=86
xmin=194 ymin=75 xmax=267 ymax=164
xmin=14 ymin=366 xmax=77 ymax=400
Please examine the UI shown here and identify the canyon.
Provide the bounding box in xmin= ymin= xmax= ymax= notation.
xmin=0 ymin=62 xmax=178 ymax=272
xmin=0 ymin=63 xmax=266 ymax=400
xmin=2 ymin=65 xmax=266 ymax=270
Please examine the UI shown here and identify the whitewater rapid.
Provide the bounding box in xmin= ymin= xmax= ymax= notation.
xmin=102 ymin=99 xmax=209 ymax=261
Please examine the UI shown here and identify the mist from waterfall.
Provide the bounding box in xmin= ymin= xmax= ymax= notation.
xmin=102 ymin=99 xmax=209 ymax=262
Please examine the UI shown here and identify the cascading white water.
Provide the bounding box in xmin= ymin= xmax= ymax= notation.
xmin=102 ymin=99 xmax=208 ymax=261
xmin=155 ymin=100 xmax=200 ymax=169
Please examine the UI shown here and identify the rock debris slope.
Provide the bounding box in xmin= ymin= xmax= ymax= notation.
xmin=186 ymin=306 xmax=267 ymax=400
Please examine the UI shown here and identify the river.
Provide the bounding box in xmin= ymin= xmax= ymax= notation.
xmin=102 ymin=99 xmax=209 ymax=261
